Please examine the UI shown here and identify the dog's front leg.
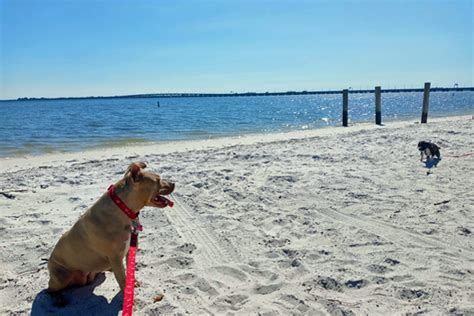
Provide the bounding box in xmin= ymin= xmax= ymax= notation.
xmin=425 ymin=148 xmax=432 ymax=161
xmin=109 ymin=255 xmax=126 ymax=291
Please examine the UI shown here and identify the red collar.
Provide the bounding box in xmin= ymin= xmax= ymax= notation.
xmin=107 ymin=185 xmax=139 ymax=220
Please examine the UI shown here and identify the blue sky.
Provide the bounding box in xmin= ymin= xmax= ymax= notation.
xmin=0 ymin=0 xmax=472 ymax=99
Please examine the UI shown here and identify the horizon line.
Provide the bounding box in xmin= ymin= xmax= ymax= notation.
xmin=2 ymin=86 xmax=473 ymax=102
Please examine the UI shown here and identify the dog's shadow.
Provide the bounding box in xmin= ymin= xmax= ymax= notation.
xmin=31 ymin=273 xmax=123 ymax=316
xmin=424 ymin=157 xmax=441 ymax=169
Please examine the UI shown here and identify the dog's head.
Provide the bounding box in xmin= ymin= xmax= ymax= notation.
xmin=418 ymin=141 xmax=429 ymax=151
xmin=125 ymin=162 xmax=175 ymax=208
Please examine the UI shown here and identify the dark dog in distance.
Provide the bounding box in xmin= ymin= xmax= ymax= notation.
xmin=418 ymin=141 xmax=441 ymax=162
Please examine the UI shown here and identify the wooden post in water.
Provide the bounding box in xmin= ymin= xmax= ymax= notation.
xmin=342 ymin=89 xmax=348 ymax=127
xmin=421 ymin=82 xmax=431 ymax=123
xmin=375 ymin=86 xmax=382 ymax=125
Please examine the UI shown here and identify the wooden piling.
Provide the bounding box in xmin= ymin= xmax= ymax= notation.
xmin=342 ymin=89 xmax=348 ymax=127
xmin=421 ymin=82 xmax=431 ymax=123
xmin=375 ymin=86 xmax=382 ymax=125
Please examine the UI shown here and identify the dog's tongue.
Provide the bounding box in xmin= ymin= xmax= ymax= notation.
xmin=156 ymin=195 xmax=174 ymax=207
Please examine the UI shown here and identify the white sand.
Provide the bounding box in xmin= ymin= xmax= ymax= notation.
xmin=0 ymin=116 xmax=473 ymax=315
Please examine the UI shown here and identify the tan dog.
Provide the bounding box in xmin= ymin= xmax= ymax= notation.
xmin=47 ymin=162 xmax=175 ymax=305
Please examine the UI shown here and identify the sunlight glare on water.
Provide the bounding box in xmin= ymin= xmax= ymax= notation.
xmin=0 ymin=91 xmax=472 ymax=157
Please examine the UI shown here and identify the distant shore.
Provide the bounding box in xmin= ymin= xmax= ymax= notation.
xmin=3 ymin=86 xmax=473 ymax=102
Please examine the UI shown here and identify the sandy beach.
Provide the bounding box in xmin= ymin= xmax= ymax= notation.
xmin=0 ymin=116 xmax=473 ymax=315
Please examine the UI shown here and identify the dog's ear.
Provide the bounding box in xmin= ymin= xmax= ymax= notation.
xmin=126 ymin=162 xmax=146 ymax=182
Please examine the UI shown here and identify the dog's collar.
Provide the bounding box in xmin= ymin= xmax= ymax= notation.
xmin=107 ymin=185 xmax=139 ymax=220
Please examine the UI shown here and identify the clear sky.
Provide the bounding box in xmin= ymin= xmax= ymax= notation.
xmin=0 ymin=0 xmax=472 ymax=99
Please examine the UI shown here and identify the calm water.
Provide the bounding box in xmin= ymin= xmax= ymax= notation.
xmin=0 ymin=91 xmax=472 ymax=157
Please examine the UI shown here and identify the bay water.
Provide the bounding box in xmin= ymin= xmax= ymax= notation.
xmin=0 ymin=91 xmax=472 ymax=157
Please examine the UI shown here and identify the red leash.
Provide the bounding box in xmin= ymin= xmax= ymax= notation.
xmin=122 ymin=232 xmax=138 ymax=316
xmin=107 ymin=184 xmax=173 ymax=315
xmin=107 ymin=185 xmax=141 ymax=316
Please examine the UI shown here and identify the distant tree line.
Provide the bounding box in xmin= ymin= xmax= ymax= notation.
xmin=8 ymin=86 xmax=474 ymax=102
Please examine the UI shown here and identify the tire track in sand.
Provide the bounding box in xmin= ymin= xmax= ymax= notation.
xmin=163 ymin=195 xmax=249 ymax=314
xmin=166 ymin=193 xmax=240 ymax=267
xmin=319 ymin=206 xmax=474 ymax=261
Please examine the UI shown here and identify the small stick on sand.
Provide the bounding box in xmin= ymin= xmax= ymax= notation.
xmin=0 ymin=192 xmax=15 ymax=199
xmin=434 ymin=200 xmax=450 ymax=205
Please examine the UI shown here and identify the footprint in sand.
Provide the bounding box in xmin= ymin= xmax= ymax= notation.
xmin=324 ymin=301 xmax=355 ymax=316
xmin=222 ymin=188 xmax=244 ymax=201
xmin=193 ymin=278 xmax=219 ymax=296
xmin=278 ymin=294 xmax=311 ymax=314
xmin=146 ymin=302 xmax=179 ymax=314
xmin=302 ymin=276 xmax=342 ymax=292
xmin=384 ymin=258 xmax=401 ymax=266
xmin=176 ymin=243 xmax=197 ymax=254
xmin=211 ymin=266 xmax=248 ymax=283
xmin=213 ymin=294 xmax=249 ymax=311
xmin=254 ymin=283 xmax=284 ymax=295
xmin=398 ymin=288 xmax=429 ymax=300
xmin=344 ymin=279 xmax=368 ymax=289
xmin=367 ymin=264 xmax=391 ymax=274
xmin=281 ymin=248 xmax=299 ymax=258
xmin=371 ymin=276 xmax=389 ymax=284
xmin=240 ymin=264 xmax=279 ymax=282
xmin=164 ymin=256 xmax=194 ymax=269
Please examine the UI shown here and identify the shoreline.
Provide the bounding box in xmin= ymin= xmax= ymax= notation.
xmin=1 ymin=114 xmax=471 ymax=173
